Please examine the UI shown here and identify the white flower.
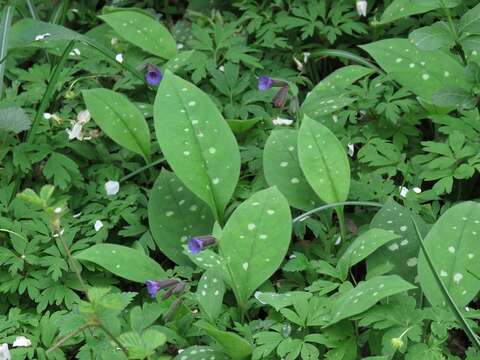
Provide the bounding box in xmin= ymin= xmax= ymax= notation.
xmin=347 ymin=143 xmax=355 ymax=157
xmin=34 ymin=33 xmax=50 ymax=41
xmin=303 ymin=52 xmax=311 ymax=63
xmin=69 ymin=48 xmax=81 ymax=56
xmin=94 ymin=220 xmax=104 ymax=232
xmin=272 ymin=117 xmax=293 ymax=126
xmin=115 ymin=53 xmax=124 ymax=63
xmin=66 ymin=122 xmax=84 ymax=140
xmin=399 ymin=186 xmax=409 ymax=198
xmin=219 ymin=65 xmax=225 ymax=72
xmin=356 ymin=0 xmax=368 ymax=17
xmin=0 ymin=344 xmax=10 ymax=360
xmin=335 ymin=235 xmax=342 ymax=245
xmin=43 ymin=112 xmax=52 ymax=120
xmin=104 ymin=180 xmax=120 ymax=196
xmin=54 ymin=207 xmax=62 ymax=214
xmin=293 ymin=56 xmax=303 ymax=72
xmin=12 ymin=336 xmax=31 ymax=348
xmin=412 ymin=187 xmax=422 ymax=194
xmin=176 ymin=43 xmax=184 ymax=50
xmin=111 ymin=37 xmax=118 ymax=46
xmin=77 ymin=109 xmax=91 ymax=124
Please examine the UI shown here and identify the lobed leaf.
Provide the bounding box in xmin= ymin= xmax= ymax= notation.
xmin=0 ymin=106 xmax=31 ymax=134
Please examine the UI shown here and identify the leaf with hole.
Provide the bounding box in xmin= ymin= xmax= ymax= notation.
xmin=154 ymin=70 xmax=240 ymax=221
xmin=196 ymin=267 xmax=225 ymax=321
xmin=99 ymin=11 xmax=176 ymax=59
xmin=298 ymin=117 xmax=350 ymax=204
xmin=418 ymin=201 xmax=480 ymax=307
xmin=219 ymin=187 xmax=291 ymax=306
xmin=148 ymin=170 xmax=214 ymax=266
xmin=263 ymin=129 xmax=320 ymax=210
xmin=75 ymin=244 xmax=165 ymax=283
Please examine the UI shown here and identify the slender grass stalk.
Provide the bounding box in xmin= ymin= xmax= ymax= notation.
xmin=0 ymin=5 xmax=14 ymax=100
xmin=310 ymin=49 xmax=384 ymax=74
xmin=411 ymin=216 xmax=480 ymax=351
xmin=335 ymin=206 xmax=347 ymax=240
xmin=50 ymin=0 xmax=71 ymax=25
xmin=293 ymin=201 xmax=382 ymax=223
xmin=119 ymin=157 xmax=165 ymax=183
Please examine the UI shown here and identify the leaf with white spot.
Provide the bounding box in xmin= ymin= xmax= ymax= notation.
xmin=378 ymin=0 xmax=461 ymax=25
xmin=99 ymin=11 xmax=176 ymax=59
xmin=418 ymin=201 xmax=480 ymax=307
xmin=83 ymin=88 xmax=151 ymax=160
xmin=263 ymin=129 xmax=321 ymax=210
xmin=163 ymin=50 xmax=194 ymax=73
xmin=196 ymin=321 xmax=252 ymax=360
xmin=301 ymin=65 xmax=372 ymax=119
xmin=367 ymin=198 xmax=430 ymax=283
xmin=327 ymin=275 xmax=416 ymax=326
xmin=337 ymin=228 xmax=400 ymax=280
xmin=220 ymin=187 xmax=292 ymax=306
xmin=360 ymin=39 xmax=470 ymax=101
xmin=196 ymin=268 xmax=225 ymax=321
xmin=409 ymin=22 xmax=455 ymax=51
xmin=186 ymin=247 xmax=229 ymax=276
xmin=173 ymin=346 xmax=229 ymax=360
xmin=154 ymin=70 xmax=240 ymax=222
xmin=298 ymin=117 xmax=350 ymax=204
xmin=254 ymin=291 xmax=312 ymax=311
xmin=75 ymin=244 xmax=165 ymax=283
xmin=148 ymin=170 xmax=214 ymax=266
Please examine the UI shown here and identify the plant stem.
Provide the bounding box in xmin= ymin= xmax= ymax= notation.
xmin=119 ymin=157 xmax=165 ymax=183
xmin=310 ymin=49 xmax=384 ymax=74
xmin=0 ymin=5 xmax=14 ymax=100
xmin=335 ymin=206 xmax=347 ymax=240
xmin=47 ymin=323 xmax=91 ymax=354
xmin=293 ymin=201 xmax=383 ymax=223
xmin=98 ymin=323 xmax=129 ymax=356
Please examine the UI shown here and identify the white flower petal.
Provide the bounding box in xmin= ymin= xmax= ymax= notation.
xmin=43 ymin=112 xmax=52 ymax=120
xmin=77 ymin=109 xmax=91 ymax=124
xmin=356 ymin=0 xmax=367 ymax=17
xmin=272 ymin=117 xmax=293 ymax=126
xmin=399 ymin=186 xmax=409 ymax=198
xmin=412 ymin=187 xmax=422 ymax=194
xmin=104 ymin=180 xmax=120 ymax=196
xmin=66 ymin=123 xmax=83 ymax=140
xmin=12 ymin=336 xmax=31 ymax=348
xmin=115 ymin=53 xmax=124 ymax=63
xmin=0 ymin=343 xmax=10 ymax=360
xmin=94 ymin=220 xmax=104 ymax=232
xmin=347 ymin=143 xmax=355 ymax=157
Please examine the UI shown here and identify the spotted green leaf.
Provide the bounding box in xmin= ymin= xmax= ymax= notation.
xmin=82 ymin=88 xmax=150 ymax=160
xmin=220 ymin=187 xmax=292 ymax=306
xmin=75 ymin=244 xmax=165 ymax=283
xmin=409 ymin=22 xmax=455 ymax=51
xmin=187 ymin=248 xmax=228 ymax=275
xmin=163 ymin=50 xmax=194 ymax=73
xmin=360 ymin=39 xmax=470 ymax=101
xmin=298 ymin=117 xmax=350 ymax=204
xmin=154 ymin=70 xmax=240 ymax=221
xmin=196 ymin=268 xmax=225 ymax=321
xmin=173 ymin=346 xmax=229 ymax=360
xmin=418 ymin=202 xmax=480 ymax=307
xmin=99 ymin=11 xmax=176 ymax=59
xmin=301 ymin=65 xmax=372 ymax=119
xmin=378 ymin=0 xmax=461 ymax=25
xmin=337 ymin=228 xmax=400 ymax=280
xmin=327 ymin=275 xmax=416 ymax=326
xmin=263 ymin=129 xmax=321 ymax=210
xmin=367 ymin=199 xmax=430 ymax=283
xmin=254 ymin=291 xmax=312 ymax=311
xmin=196 ymin=321 xmax=252 ymax=360
xmin=148 ymin=170 xmax=214 ymax=266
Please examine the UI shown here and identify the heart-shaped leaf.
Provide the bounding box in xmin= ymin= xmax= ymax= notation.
xmin=298 ymin=117 xmax=350 ymax=204
xmin=148 ymin=170 xmax=214 ymax=266
xmin=154 ymin=70 xmax=240 ymax=221
xmin=75 ymin=244 xmax=165 ymax=283
xmin=99 ymin=10 xmax=176 ymax=59
xmin=83 ymin=88 xmax=151 ymax=160
xmin=418 ymin=201 xmax=480 ymax=307
xmin=263 ymin=129 xmax=320 ymax=210
xmin=220 ymin=187 xmax=291 ymax=305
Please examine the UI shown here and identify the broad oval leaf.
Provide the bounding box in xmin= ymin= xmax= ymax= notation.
xmin=148 ymin=170 xmax=214 ymax=266
xmin=459 ymin=3 xmax=480 ymax=35
xmin=82 ymin=88 xmax=151 ymax=160
xmin=409 ymin=22 xmax=455 ymax=51
xmin=418 ymin=202 xmax=480 ymax=307
xmin=196 ymin=268 xmax=225 ymax=321
xmin=263 ymin=129 xmax=320 ymax=210
xmin=99 ymin=11 xmax=176 ymax=59
xmin=75 ymin=244 xmax=165 ymax=283
xmin=360 ymin=39 xmax=470 ymax=101
xmin=173 ymin=346 xmax=228 ymax=360
xmin=254 ymin=291 xmax=312 ymax=311
xmin=154 ymin=70 xmax=240 ymax=221
xmin=378 ymin=0 xmax=461 ymax=25
xmin=298 ymin=117 xmax=350 ymax=204
xmin=327 ymin=275 xmax=416 ymax=326
xmin=219 ymin=187 xmax=292 ymax=305
xmin=0 ymin=106 xmax=31 ymax=134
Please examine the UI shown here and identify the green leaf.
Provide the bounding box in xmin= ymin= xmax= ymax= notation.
xmin=82 ymin=88 xmax=151 ymax=160
xmin=459 ymin=3 xmax=480 ymax=35
xmin=75 ymin=244 xmax=165 ymax=283
xmin=0 ymin=6 xmax=14 ymax=98
xmin=153 ymin=70 xmax=240 ymax=221
xmin=99 ymin=11 xmax=176 ymax=59
xmin=263 ymin=129 xmax=321 ymax=210
xmin=361 ymin=39 xmax=470 ymax=101
xmin=298 ymin=117 xmax=350 ymax=204
xmin=173 ymin=346 xmax=229 ymax=360
xmin=0 ymin=106 xmax=31 ymax=134
xmin=409 ymin=22 xmax=455 ymax=51
xmin=367 ymin=199 xmax=430 ymax=283
xmin=220 ymin=187 xmax=291 ymax=305
xmin=301 ymin=65 xmax=372 ymax=119
xmin=148 ymin=170 xmax=214 ymax=266
xmin=254 ymin=291 xmax=312 ymax=311
xmin=327 ymin=275 xmax=416 ymax=326
xmin=378 ymin=0 xmax=461 ymax=24
xmin=227 ymin=118 xmax=261 ymax=134
xmin=431 ymin=87 xmax=477 ymax=109
xmin=118 ymin=329 xmax=166 ymax=359
xmin=196 ymin=268 xmax=225 ymax=321
xmin=418 ymin=202 xmax=480 ymax=307
xmin=337 ymin=228 xmax=400 ymax=280
xmin=42 ymin=152 xmax=81 ymax=190
xmin=196 ymin=321 xmax=252 ymax=360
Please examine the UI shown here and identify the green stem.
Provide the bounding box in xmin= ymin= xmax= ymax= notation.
xmin=293 ymin=201 xmax=383 ymax=223
xmin=0 ymin=5 xmax=14 ymax=100
xmin=98 ymin=323 xmax=129 ymax=356
xmin=46 ymin=323 xmax=91 ymax=354
xmin=119 ymin=157 xmax=164 ymax=183
xmin=335 ymin=206 xmax=347 ymax=240
xmin=310 ymin=49 xmax=384 ymax=75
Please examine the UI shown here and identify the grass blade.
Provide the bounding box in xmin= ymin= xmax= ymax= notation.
xmin=0 ymin=5 xmax=14 ymax=99
xmin=310 ymin=49 xmax=384 ymax=74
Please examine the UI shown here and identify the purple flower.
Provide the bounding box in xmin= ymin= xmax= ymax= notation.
xmin=145 ymin=279 xmax=178 ymax=298
xmin=258 ymin=76 xmax=273 ymax=91
xmin=187 ymin=235 xmax=217 ymax=254
xmin=273 ymin=85 xmax=289 ymax=108
xmin=145 ymin=64 xmax=163 ymax=86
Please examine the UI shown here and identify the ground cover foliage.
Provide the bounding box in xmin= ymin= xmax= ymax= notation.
xmin=1 ymin=0 xmax=480 ymax=359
